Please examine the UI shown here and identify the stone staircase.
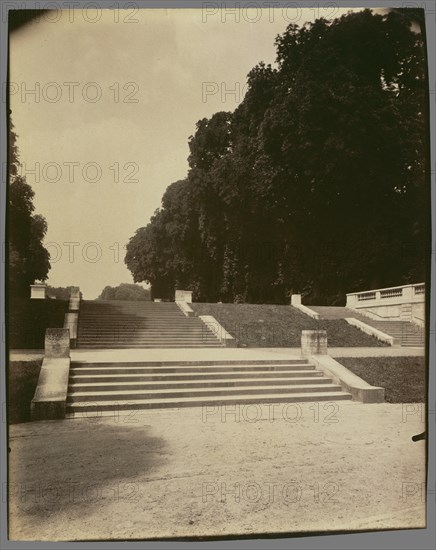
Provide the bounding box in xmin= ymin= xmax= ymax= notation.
xmin=66 ymin=358 xmax=352 ymax=415
xmin=310 ymin=306 xmax=424 ymax=347
xmin=77 ymin=300 xmax=223 ymax=348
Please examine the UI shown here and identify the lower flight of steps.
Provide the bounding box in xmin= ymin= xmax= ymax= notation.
xmin=77 ymin=300 xmax=223 ymax=348
xmin=66 ymin=358 xmax=352 ymax=416
xmin=309 ymin=306 xmax=425 ymax=347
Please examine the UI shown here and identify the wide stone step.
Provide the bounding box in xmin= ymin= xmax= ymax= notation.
xmin=401 ymin=342 xmax=425 ymax=347
xmin=79 ymin=315 xmax=200 ymax=319
xmin=78 ymin=334 xmax=218 ymax=339
xmin=69 ymin=370 xmax=322 ymax=382
xmin=80 ymin=312 xmax=174 ymax=316
xmin=78 ymin=335 xmax=217 ymax=338
xmin=77 ymin=340 xmax=222 ymax=344
xmin=70 ymin=364 xmax=315 ymax=376
xmin=78 ymin=330 xmax=215 ymax=335
xmin=80 ymin=315 xmax=186 ymax=320
xmin=78 ymin=329 xmax=209 ymax=334
xmin=69 ymin=376 xmax=332 ymax=392
xmin=66 ymin=391 xmax=352 ymax=414
xmin=80 ymin=315 xmax=186 ymax=319
xmin=79 ymin=322 xmax=211 ymax=332
xmin=78 ymin=329 xmax=213 ymax=335
xmin=78 ymin=327 xmax=207 ymax=331
xmin=70 ymin=364 xmax=318 ymax=372
xmin=71 ymin=359 xmax=308 ymax=367
xmin=70 ymin=369 xmax=313 ymax=378
xmin=79 ymin=317 xmax=205 ymax=327
xmin=67 ymin=383 xmax=344 ymax=402
xmin=77 ymin=344 xmax=224 ymax=349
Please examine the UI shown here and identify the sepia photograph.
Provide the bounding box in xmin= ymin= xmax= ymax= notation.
xmin=3 ymin=2 xmax=433 ymax=543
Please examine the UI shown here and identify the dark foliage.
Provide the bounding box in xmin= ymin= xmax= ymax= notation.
xmin=126 ymin=10 xmax=428 ymax=304
xmin=8 ymin=299 xmax=68 ymax=349
xmin=8 ymin=117 xmax=50 ymax=298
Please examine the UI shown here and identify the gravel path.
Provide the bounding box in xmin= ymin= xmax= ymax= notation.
xmin=9 ymin=401 xmax=426 ymax=540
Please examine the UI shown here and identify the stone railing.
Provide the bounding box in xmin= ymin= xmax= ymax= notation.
xmin=290 ymin=294 xmax=320 ymax=319
xmin=347 ymin=283 xmax=425 ymax=308
xmin=346 ymin=283 xmax=425 ymax=324
xmin=198 ymin=315 xmax=236 ymax=347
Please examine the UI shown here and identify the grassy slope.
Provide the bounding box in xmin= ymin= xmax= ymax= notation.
xmin=8 ymin=360 xmax=43 ymax=424
xmin=338 ymin=356 xmax=426 ymax=403
xmin=191 ymin=303 xmax=387 ymax=347
xmin=8 ymin=298 xmax=68 ymax=349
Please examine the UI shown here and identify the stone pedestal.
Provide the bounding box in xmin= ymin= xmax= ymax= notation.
xmin=30 ymin=284 xmax=46 ymax=299
xmin=301 ymin=330 xmax=327 ymax=356
xmin=175 ymin=290 xmax=192 ymax=303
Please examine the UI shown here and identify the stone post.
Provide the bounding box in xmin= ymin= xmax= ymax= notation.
xmin=175 ymin=290 xmax=193 ymax=303
xmin=69 ymin=286 xmax=81 ymax=311
xmin=291 ymin=294 xmax=301 ymax=306
xmin=402 ymin=285 xmax=414 ymax=303
xmin=301 ymin=330 xmax=327 ymax=356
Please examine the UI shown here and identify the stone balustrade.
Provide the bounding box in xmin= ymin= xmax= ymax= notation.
xmin=346 ymin=283 xmax=425 ymax=324
xmin=347 ymin=283 xmax=425 ymax=308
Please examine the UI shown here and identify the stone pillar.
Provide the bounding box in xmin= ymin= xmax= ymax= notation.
xmin=402 ymin=285 xmax=414 ymax=303
xmin=30 ymin=283 xmax=46 ymax=299
xmin=301 ymin=330 xmax=327 ymax=356
xmin=346 ymin=293 xmax=357 ymax=308
xmin=291 ymin=294 xmax=301 ymax=306
xmin=45 ymin=328 xmax=70 ymax=358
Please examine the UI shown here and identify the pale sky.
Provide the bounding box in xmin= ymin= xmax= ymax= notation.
xmin=10 ymin=7 xmax=361 ymax=298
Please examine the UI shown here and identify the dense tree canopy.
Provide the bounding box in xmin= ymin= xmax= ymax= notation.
xmin=125 ymin=9 xmax=428 ymax=304
xmin=8 ymin=117 xmax=50 ymax=297
xmin=97 ymin=283 xmax=151 ymax=301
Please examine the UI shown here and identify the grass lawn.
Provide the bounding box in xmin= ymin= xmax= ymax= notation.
xmin=8 ymin=360 xmax=43 ymax=424
xmin=337 ymin=356 xmax=426 ymax=403
xmin=191 ymin=303 xmax=387 ymax=347
xmin=8 ymin=298 xmax=68 ymax=349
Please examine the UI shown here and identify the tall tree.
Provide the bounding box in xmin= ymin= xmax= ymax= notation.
xmin=8 ymin=116 xmax=50 ymax=297
xmin=126 ymin=9 xmax=428 ymax=305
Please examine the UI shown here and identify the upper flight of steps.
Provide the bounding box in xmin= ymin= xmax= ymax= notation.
xmin=309 ymin=306 xmax=425 ymax=347
xmin=66 ymin=357 xmax=352 ymax=415
xmin=77 ymin=300 xmax=223 ymax=348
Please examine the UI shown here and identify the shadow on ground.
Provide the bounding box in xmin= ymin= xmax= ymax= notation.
xmin=9 ymin=418 xmax=168 ymax=522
